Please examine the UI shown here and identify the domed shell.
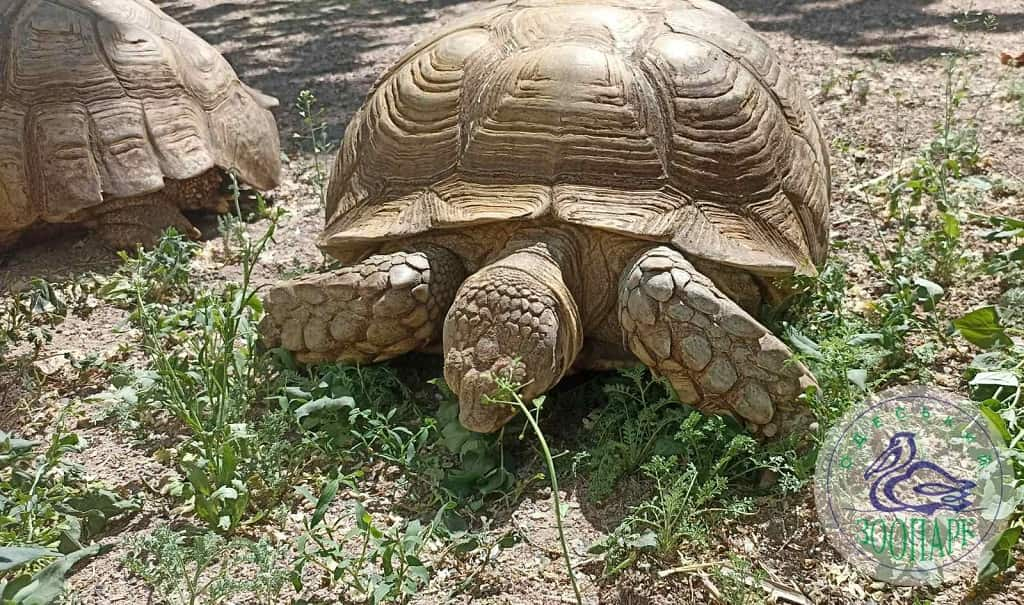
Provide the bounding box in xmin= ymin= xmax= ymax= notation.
xmin=0 ymin=0 xmax=281 ymax=232
xmin=321 ymin=0 xmax=829 ymax=276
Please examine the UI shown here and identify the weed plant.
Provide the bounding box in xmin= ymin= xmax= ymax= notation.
xmin=123 ymin=526 xmax=288 ymax=605
xmin=0 ymin=417 xmax=137 ymax=601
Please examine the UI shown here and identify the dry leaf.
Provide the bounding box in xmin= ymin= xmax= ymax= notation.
xmin=1000 ymin=51 xmax=1024 ymax=67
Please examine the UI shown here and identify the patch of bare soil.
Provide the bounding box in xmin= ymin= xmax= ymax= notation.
xmin=3 ymin=0 xmax=1024 ymax=603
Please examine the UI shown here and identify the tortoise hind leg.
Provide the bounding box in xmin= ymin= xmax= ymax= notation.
xmin=91 ymin=170 xmax=229 ymax=250
xmin=0 ymin=230 xmax=22 ymax=253
xmin=261 ymin=245 xmax=465 ymax=364
xmin=91 ymin=195 xmax=200 ymax=250
xmin=618 ymin=246 xmax=816 ymax=439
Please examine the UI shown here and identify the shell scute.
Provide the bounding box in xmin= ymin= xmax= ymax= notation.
xmin=322 ymin=0 xmax=830 ymax=275
xmin=28 ymin=103 xmax=103 ymax=218
xmin=90 ymin=98 xmax=165 ymax=198
xmin=0 ymin=0 xmax=281 ymax=228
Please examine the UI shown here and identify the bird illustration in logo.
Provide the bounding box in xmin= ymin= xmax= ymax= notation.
xmin=863 ymin=432 xmax=977 ymax=515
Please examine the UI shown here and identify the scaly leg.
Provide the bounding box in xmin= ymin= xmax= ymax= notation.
xmin=91 ymin=196 xmax=200 ymax=250
xmin=443 ymin=230 xmax=583 ymax=433
xmin=262 ymin=245 xmax=465 ymax=363
xmin=619 ymin=246 xmax=816 ymax=438
xmin=0 ymin=230 xmax=21 ymax=253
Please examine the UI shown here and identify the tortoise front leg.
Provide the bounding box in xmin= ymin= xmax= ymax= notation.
xmin=618 ymin=246 xmax=816 ymax=439
xmin=443 ymin=230 xmax=584 ymax=433
xmin=261 ymin=245 xmax=465 ymax=363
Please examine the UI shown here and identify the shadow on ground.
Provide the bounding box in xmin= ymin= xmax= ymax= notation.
xmin=157 ymin=0 xmax=1024 ymax=153
xmin=158 ymin=0 xmax=485 ymax=148
xmin=721 ymin=0 xmax=1024 ymax=62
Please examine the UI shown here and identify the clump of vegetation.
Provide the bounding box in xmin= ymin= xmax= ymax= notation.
xmin=1 ymin=542 xmax=103 ymax=605
xmin=136 ymin=227 xmax=277 ymax=530
xmin=780 ymin=18 xmax=1002 ymax=436
xmin=93 ymin=223 xmax=525 ymax=601
xmin=94 ymin=199 xmax=285 ymax=532
xmin=1 ymin=277 xmax=98 ymax=410
xmin=97 ymin=228 xmax=199 ymax=307
xmin=292 ymin=477 xmax=442 ymax=604
xmin=951 ymin=235 xmax=1024 ymax=577
xmin=983 ymin=215 xmax=1024 ymax=326
xmin=0 ymin=419 xmax=138 ymax=602
xmin=587 ymin=409 xmax=765 ymax=577
xmin=1 ymin=279 xmax=70 ymax=353
xmin=583 ymin=368 xmax=693 ymax=502
xmin=1 ymin=425 xmax=138 ymax=551
xmin=709 ymin=555 xmax=770 ymax=605
xmin=275 ymin=362 xmax=519 ymax=512
xmin=123 ymin=526 xmax=289 ymax=605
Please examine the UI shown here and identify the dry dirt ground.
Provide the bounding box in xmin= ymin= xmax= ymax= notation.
xmin=3 ymin=0 xmax=1024 ymax=603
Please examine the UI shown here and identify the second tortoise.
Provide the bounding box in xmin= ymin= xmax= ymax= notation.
xmin=0 ymin=0 xmax=281 ymax=251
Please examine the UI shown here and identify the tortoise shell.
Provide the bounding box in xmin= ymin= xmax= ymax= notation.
xmin=0 ymin=0 xmax=281 ymax=233
xmin=321 ymin=0 xmax=829 ymax=276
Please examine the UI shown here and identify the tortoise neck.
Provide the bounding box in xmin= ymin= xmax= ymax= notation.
xmin=490 ymin=226 xmax=584 ymax=303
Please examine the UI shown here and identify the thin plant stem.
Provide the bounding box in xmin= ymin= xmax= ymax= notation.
xmin=488 ymin=378 xmax=583 ymax=605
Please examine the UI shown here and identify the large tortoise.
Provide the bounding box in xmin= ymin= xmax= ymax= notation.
xmin=0 ymin=0 xmax=281 ymax=251
xmin=262 ymin=0 xmax=830 ymax=437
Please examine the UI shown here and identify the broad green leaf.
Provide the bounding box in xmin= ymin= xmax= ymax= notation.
xmin=406 ymin=559 xmax=430 ymax=583
xmin=847 ymin=332 xmax=883 ymax=346
xmin=785 ymin=329 xmax=821 ymax=360
xmin=846 ymin=369 xmax=868 ymax=390
xmin=405 ymin=519 xmax=422 ymax=541
xmin=282 ymin=386 xmax=311 ymax=400
xmin=0 ymin=432 xmax=39 ymax=453
xmin=182 ymin=463 xmax=213 ymax=495
xmin=6 ymin=544 xmax=101 ymax=605
xmin=978 ymin=526 xmax=1022 ymax=579
xmin=210 ymin=485 xmax=239 ymax=502
xmin=2 ymin=575 xmax=33 ymax=601
xmin=627 ymin=530 xmax=659 ymax=550
xmin=939 ymin=211 xmax=962 ymax=239
xmin=372 ymin=582 xmax=392 ymax=604
xmin=979 ymin=403 xmax=1012 ymax=443
xmin=220 ymin=442 xmax=237 ymax=479
xmin=65 ymin=489 xmax=138 ymax=519
xmin=913 ymin=277 xmax=944 ymax=311
xmin=953 ymin=306 xmax=1012 ymax=349
xmin=58 ymin=518 xmax=84 ymax=555
xmin=969 ymin=351 xmax=1007 ymax=371
xmin=969 ymin=371 xmax=1019 ymax=389
xmin=354 ymin=502 xmax=372 ymax=531
xmin=0 ymin=548 xmax=56 ymax=573
xmin=311 ymin=477 xmax=340 ymax=529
